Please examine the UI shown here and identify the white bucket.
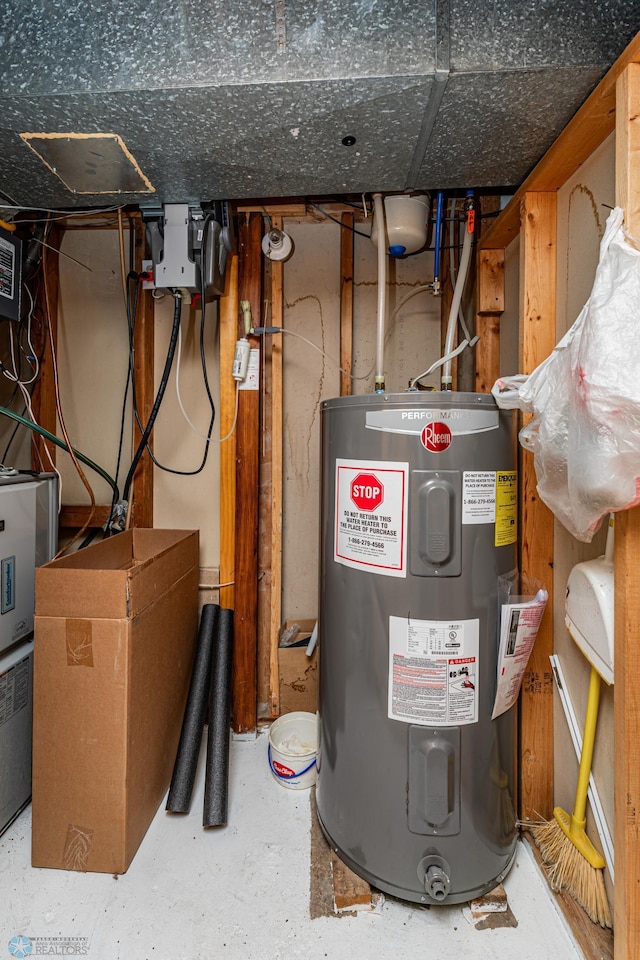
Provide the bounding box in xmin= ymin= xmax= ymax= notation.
xmin=268 ymin=711 xmax=317 ymax=789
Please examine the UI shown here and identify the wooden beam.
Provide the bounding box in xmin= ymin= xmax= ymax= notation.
xmin=237 ymin=202 xmax=307 ymax=217
xmin=481 ymin=31 xmax=640 ymax=251
xmin=269 ymin=217 xmax=284 ymax=717
xmin=59 ymin=505 xmax=111 ymax=528
xmin=518 ymin=192 xmax=556 ymax=823
xmin=233 ymin=212 xmax=262 ymax=734
xmin=614 ymin=61 xmax=640 ymax=960
xmin=340 ymin=213 xmax=354 ymax=396
xmin=129 ymin=217 xmax=154 ymax=528
xmin=219 ymin=255 xmax=238 ymax=611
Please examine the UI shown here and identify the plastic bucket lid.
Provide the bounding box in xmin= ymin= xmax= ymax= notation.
xmin=268 ymin=711 xmax=317 ymax=790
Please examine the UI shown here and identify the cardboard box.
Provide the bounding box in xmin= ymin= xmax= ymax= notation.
xmin=32 ymin=529 xmax=199 ymax=874
xmin=278 ymin=619 xmax=318 ymax=715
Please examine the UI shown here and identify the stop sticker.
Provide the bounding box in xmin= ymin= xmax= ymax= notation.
xmin=350 ymin=473 xmax=384 ymax=511
xmin=421 ymin=422 xmax=452 ymax=452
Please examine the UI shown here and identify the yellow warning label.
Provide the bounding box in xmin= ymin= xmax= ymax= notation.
xmin=495 ymin=471 xmax=517 ymax=546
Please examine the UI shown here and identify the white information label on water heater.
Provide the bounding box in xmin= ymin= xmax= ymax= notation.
xmin=388 ymin=615 xmax=480 ymax=725
xmin=334 ymin=458 xmax=408 ymax=577
xmin=462 ymin=471 xmax=496 ymax=524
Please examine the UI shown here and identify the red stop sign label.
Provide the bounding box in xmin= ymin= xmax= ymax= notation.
xmin=350 ymin=473 xmax=384 ymax=511
xmin=421 ymin=421 xmax=452 ymax=452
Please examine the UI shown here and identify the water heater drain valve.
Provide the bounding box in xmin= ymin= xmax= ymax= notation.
xmin=417 ymin=853 xmax=451 ymax=902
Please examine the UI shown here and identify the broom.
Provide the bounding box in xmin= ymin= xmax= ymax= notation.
xmin=531 ymin=664 xmax=611 ymax=928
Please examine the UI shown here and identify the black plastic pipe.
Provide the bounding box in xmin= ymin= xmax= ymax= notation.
xmin=166 ymin=604 xmax=219 ymax=813
xmin=203 ymin=607 xmax=234 ymax=827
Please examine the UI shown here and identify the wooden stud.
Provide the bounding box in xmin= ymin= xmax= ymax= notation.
xmin=31 ymin=224 xmax=64 ymax=470
xmin=219 ymin=255 xmax=239 ymax=611
xmin=474 ymin=314 xmax=501 ymax=396
xmin=474 ymin=249 xmax=504 ymax=394
xmin=129 ymin=217 xmax=154 ymax=528
xmin=477 ymin=249 xmax=505 ymax=314
xmin=269 ymin=217 xmax=284 ymax=716
xmin=480 ymin=32 xmax=640 ymax=251
xmin=340 ymin=212 xmax=354 ymax=396
xmin=517 ymin=192 xmax=557 ymax=823
xmin=614 ymin=61 xmax=640 ymax=960
xmin=233 ymin=212 xmax=262 ymax=734
xmin=257 ymin=249 xmax=272 ymax=717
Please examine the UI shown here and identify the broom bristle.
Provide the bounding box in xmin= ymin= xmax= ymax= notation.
xmin=531 ymin=819 xmax=612 ymax=929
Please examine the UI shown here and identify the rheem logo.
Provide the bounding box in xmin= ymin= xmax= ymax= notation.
xmin=421 ymin=421 xmax=452 ymax=452
xmin=350 ymin=473 xmax=384 ymax=511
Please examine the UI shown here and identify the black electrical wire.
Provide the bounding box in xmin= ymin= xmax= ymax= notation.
xmin=136 ymin=213 xmax=216 ymax=478
xmin=121 ymin=290 xmax=183 ymax=504
xmin=143 ymin=310 xmax=215 ymax=477
xmin=116 ymin=278 xmax=136 ymax=486
xmin=307 ymin=202 xmax=372 ymax=237
xmin=1 ymin=264 xmax=48 ymax=463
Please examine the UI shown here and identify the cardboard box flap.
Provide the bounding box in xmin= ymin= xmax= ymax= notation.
xmin=36 ymin=530 xmax=199 ymax=620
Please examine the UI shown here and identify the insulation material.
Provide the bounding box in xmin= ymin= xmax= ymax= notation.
xmin=166 ymin=604 xmax=219 ymax=814
xmin=203 ymin=607 xmax=234 ymax=828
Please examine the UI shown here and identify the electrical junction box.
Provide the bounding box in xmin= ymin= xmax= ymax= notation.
xmin=142 ymin=201 xmax=233 ymax=296
xmin=0 ymin=225 xmax=22 ymax=322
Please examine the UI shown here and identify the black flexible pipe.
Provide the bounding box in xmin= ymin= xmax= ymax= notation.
xmin=203 ymin=607 xmax=234 ymax=827
xmin=121 ymin=291 xmax=182 ymax=504
xmin=166 ymin=604 xmax=219 ymax=813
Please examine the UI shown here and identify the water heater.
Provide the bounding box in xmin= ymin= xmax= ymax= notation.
xmin=316 ymin=392 xmax=518 ymax=904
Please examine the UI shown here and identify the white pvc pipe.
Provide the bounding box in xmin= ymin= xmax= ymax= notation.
xmin=373 ymin=193 xmax=387 ymax=391
xmin=441 ymin=215 xmax=473 ymax=388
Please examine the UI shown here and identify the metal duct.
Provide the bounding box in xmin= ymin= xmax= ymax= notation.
xmin=0 ymin=2 xmax=637 ymax=206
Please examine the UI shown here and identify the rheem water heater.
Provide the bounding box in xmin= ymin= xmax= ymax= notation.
xmin=316 ymin=392 xmax=518 ymax=904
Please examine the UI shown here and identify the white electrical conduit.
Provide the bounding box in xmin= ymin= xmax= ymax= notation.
xmin=449 ymin=200 xmax=476 ymax=345
xmin=410 ymin=339 xmax=469 ymax=389
xmin=373 ymin=193 xmax=387 ymax=392
xmin=441 ymin=212 xmax=474 ymax=388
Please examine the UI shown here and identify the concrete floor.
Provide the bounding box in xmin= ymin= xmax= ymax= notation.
xmin=1 ymin=732 xmax=582 ymax=960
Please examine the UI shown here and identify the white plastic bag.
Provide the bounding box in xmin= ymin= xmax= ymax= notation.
xmin=492 ymin=207 xmax=640 ymax=542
